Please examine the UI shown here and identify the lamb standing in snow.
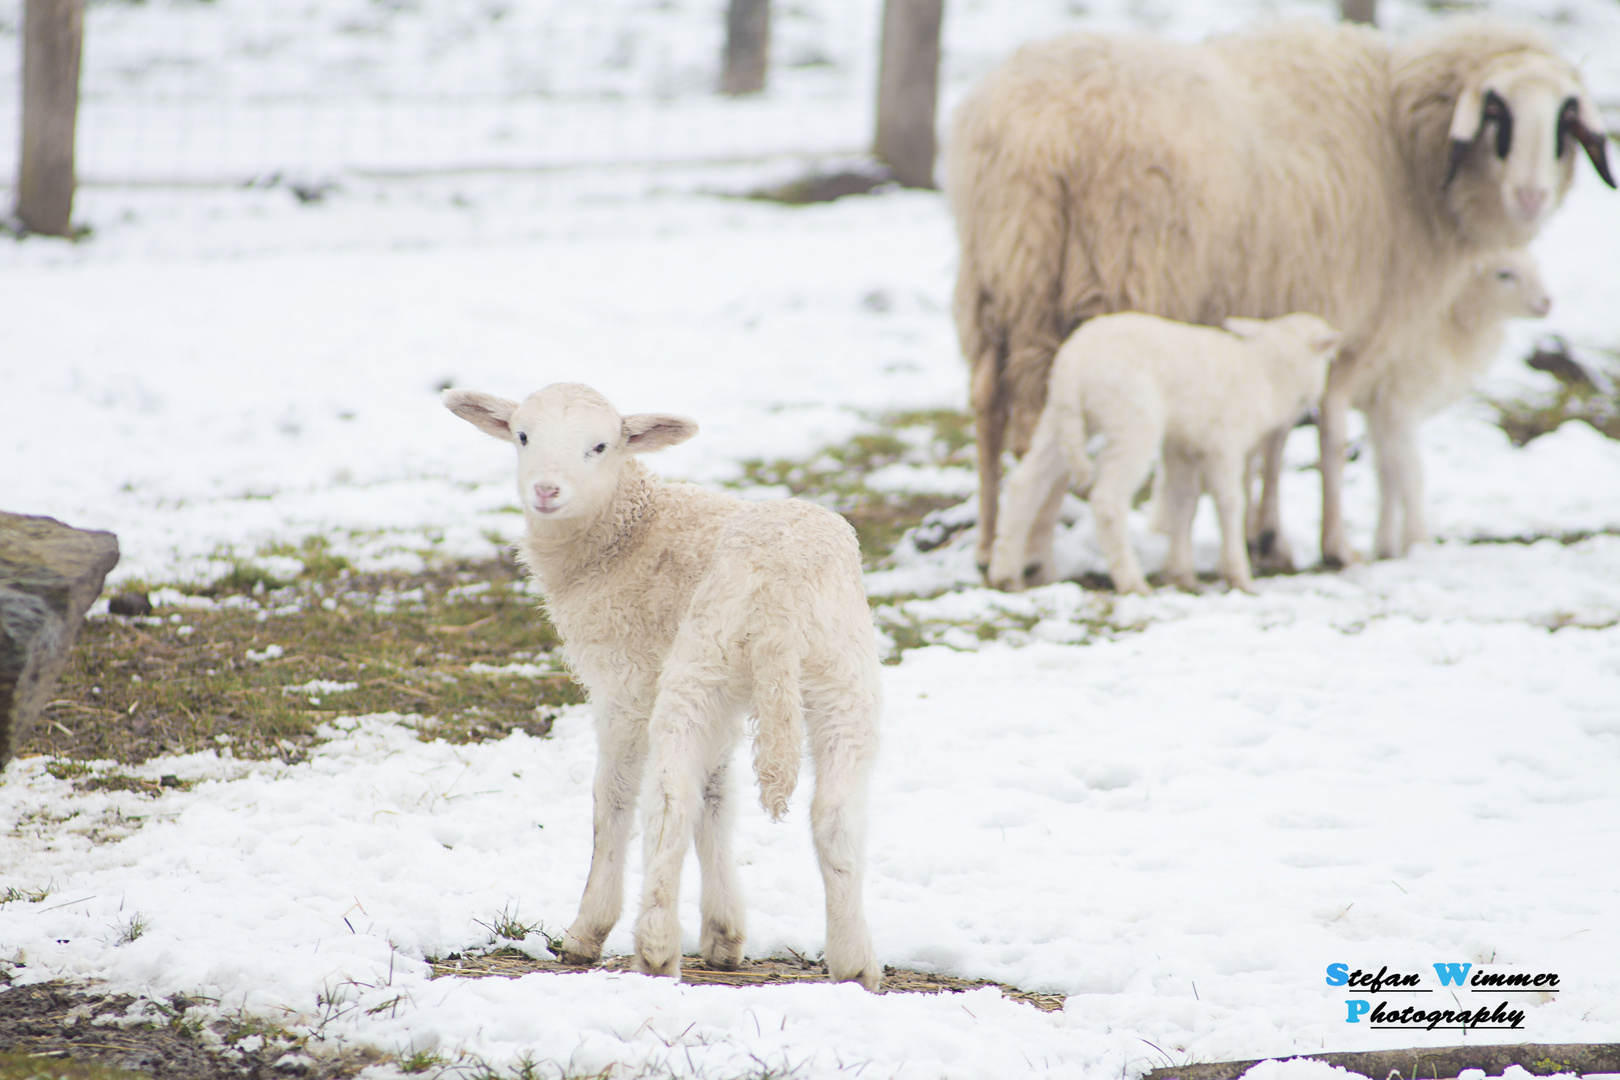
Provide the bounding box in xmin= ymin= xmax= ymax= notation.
xmin=1352 ymin=249 xmax=1551 ymax=558
xmin=444 ymin=383 xmax=882 ymax=990
xmin=949 ymin=18 xmax=1613 ymax=571
xmin=988 ymin=313 xmax=1341 ymax=595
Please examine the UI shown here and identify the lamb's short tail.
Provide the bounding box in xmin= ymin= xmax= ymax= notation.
xmin=749 ymin=630 xmax=807 ymax=821
xmin=1048 ymin=349 xmax=1094 ymax=494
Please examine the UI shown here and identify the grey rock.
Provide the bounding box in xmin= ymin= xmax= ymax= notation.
xmin=1 ymin=511 xmax=120 ymax=765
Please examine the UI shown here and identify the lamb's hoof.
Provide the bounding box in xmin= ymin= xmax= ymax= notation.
xmin=830 ymin=961 xmax=882 ymax=992
xmin=634 ymin=945 xmax=682 ymax=980
xmin=1249 ymin=529 xmax=1296 ymax=573
xmin=553 ymin=929 xmax=603 ymax=966
xmin=700 ymin=923 xmax=745 ymax=971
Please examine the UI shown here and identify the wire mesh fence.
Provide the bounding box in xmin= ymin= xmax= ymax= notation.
xmin=0 ymin=0 xmax=887 ymax=186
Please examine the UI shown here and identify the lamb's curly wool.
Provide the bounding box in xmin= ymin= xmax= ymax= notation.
xmin=949 ymin=17 xmax=1612 ymax=570
xmin=444 ymin=383 xmax=882 ymax=990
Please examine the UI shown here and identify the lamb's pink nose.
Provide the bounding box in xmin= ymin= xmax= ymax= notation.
xmin=533 ymin=484 xmax=561 ymax=510
xmin=1514 ymin=185 xmax=1548 ymax=220
xmin=1531 ymin=295 xmax=1552 ymax=317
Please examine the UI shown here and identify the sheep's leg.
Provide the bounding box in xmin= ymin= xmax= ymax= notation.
xmin=972 ymin=358 xmax=1007 ymax=574
xmin=1249 ymin=426 xmax=1296 ymax=572
xmin=1317 ymin=376 xmax=1357 ymax=569
xmin=1206 ymin=451 xmax=1255 ymax=592
xmin=803 ymin=684 xmax=881 ymax=992
xmin=559 ymin=712 xmax=646 ymax=964
xmin=1159 ymin=447 xmax=1202 ymax=590
xmin=694 ymin=756 xmax=746 ymax=971
xmin=634 ymin=678 xmax=735 ymax=981
xmin=988 ymin=409 xmax=1070 ymax=591
xmin=1089 ymin=424 xmax=1159 ymax=596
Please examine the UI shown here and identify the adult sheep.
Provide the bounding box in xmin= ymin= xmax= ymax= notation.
xmin=949 ymin=16 xmax=1613 ymax=572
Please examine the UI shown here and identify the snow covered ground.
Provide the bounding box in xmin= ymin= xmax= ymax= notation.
xmin=4 ymin=0 xmax=1620 ymax=1077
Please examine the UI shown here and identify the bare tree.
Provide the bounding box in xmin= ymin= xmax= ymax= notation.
xmin=874 ymin=0 xmax=942 ymax=188
xmin=16 ymin=0 xmax=85 ymax=237
xmin=1341 ymin=0 xmax=1377 ymax=26
xmin=721 ymin=0 xmax=770 ymax=96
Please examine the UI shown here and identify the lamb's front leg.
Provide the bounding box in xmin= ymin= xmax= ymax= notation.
xmin=1159 ymin=448 xmax=1202 ymax=590
xmin=559 ymin=711 xmax=646 ymax=965
xmin=694 ymin=758 xmax=746 ymax=971
xmin=1377 ymin=406 xmax=1429 ymax=556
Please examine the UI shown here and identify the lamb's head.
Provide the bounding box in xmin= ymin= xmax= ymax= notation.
xmin=1442 ymin=48 xmax=1613 ymax=239
xmin=1457 ymin=249 xmax=1552 ymax=325
xmin=1224 ymin=313 xmax=1341 ymax=414
xmin=443 ymin=383 xmax=697 ymax=527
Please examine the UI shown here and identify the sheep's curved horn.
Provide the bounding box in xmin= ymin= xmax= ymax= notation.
xmin=1559 ymin=93 xmax=1616 ymax=189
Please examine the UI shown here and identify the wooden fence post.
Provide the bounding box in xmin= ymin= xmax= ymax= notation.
xmin=873 ymin=0 xmax=942 ymax=189
xmin=1341 ymin=0 xmax=1377 ymax=25
xmin=16 ymin=0 xmax=85 ymax=237
xmin=720 ymin=0 xmax=770 ymax=96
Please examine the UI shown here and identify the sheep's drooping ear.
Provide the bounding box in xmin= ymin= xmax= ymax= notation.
xmin=1559 ymin=93 xmax=1617 ymax=189
xmin=443 ymin=390 xmax=522 ymax=442
xmin=1222 ymin=317 xmax=1268 ymax=340
xmin=622 ymin=413 xmax=699 ymax=453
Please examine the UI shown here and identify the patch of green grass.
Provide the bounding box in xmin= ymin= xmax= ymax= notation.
xmin=25 ymin=556 xmax=581 ymax=767
xmin=727 ymin=408 xmax=976 ymax=567
xmin=397 ymin=1049 xmax=449 ymax=1075
xmin=0 ymin=1051 xmax=151 ymax=1080
xmin=113 ymin=912 xmax=150 ymax=946
xmin=0 ymin=886 xmax=51 ymax=905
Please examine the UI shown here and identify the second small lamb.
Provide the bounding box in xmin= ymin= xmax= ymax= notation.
xmin=1349 ymin=248 xmax=1550 ymax=558
xmin=988 ymin=313 xmax=1341 ymax=595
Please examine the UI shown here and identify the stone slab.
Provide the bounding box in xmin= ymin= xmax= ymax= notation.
xmin=1 ymin=511 xmax=119 ymax=765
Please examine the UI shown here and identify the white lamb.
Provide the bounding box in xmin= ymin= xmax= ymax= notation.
xmin=988 ymin=313 xmax=1341 ymax=595
xmin=444 ymin=383 xmax=882 ymax=990
xmin=1350 ymin=248 xmax=1550 ymax=558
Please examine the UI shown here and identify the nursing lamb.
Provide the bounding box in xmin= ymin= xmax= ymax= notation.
xmin=950 ymin=17 xmax=1612 ymax=571
xmin=988 ymin=313 xmax=1341 ymax=595
xmin=444 ymin=383 xmax=882 ymax=990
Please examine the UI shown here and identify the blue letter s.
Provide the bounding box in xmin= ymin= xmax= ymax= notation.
xmin=1325 ymin=963 xmax=1349 ymax=986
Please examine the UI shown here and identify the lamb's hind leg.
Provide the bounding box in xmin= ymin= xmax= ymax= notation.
xmin=1249 ymin=426 xmax=1296 ymax=572
xmin=803 ymin=680 xmax=881 ymax=991
xmin=634 ymin=673 xmax=738 ymax=980
xmin=559 ymin=708 xmax=645 ymax=965
xmin=694 ymin=757 xmax=746 ymax=970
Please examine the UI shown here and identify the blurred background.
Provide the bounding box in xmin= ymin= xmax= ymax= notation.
xmin=4 ymin=0 xmax=1615 ymax=196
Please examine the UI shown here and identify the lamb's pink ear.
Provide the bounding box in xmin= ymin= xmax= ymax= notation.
xmin=1310 ymin=330 xmax=1344 ymax=355
xmin=622 ymin=413 xmax=698 ymax=453
xmin=443 ymin=390 xmax=521 ymax=442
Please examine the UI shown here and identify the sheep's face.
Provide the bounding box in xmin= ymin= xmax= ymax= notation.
xmin=1469 ymin=251 xmax=1552 ymax=321
xmin=443 ymin=383 xmax=697 ymax=527
xmin=1446 ymin=55 xmax=1614 ymax=239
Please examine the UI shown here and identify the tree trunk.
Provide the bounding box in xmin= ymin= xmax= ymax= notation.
xmin=1341 ymin=0 xmax=1377 ymax=25
xmin=873 ymin=0 xmax=942 ymax=189
xmin=720 ymin=0 xmax=770 ymax=96
xmin=16 ymin=0 xmax=85 ymax=237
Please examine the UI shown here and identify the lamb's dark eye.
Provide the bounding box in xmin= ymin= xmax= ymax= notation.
xmin=593 ymin=443 xmax=607 ymax=454
xmin=518 ymin=432 xmax=528 ymax=446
